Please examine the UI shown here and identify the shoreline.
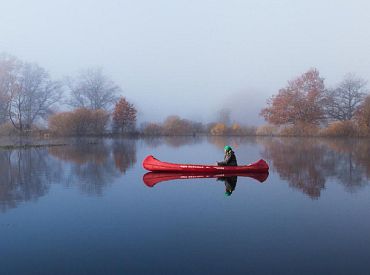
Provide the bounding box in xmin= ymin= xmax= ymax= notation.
xmin=0 ymin=135 xmax=368 ymax=150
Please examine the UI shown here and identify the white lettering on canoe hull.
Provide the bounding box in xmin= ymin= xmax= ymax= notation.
xmin=180 ymin=176 xmax=208 ymax=179
xmin=179 ymin=165 xmax=224 ymax=170
xmin=179 ymin=165 xmax=204 ymax=169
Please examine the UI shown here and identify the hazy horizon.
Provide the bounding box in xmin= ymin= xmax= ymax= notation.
xmin=1 ymin=0 xmax=370 ymax=125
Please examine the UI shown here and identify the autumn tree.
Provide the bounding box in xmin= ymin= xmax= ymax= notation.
xmin=230 ymin=123 xmax=241 ymax=135
xmin=112 ymin=97 xmax=137 ymax=134
xmin=67 ymin=68 xmax=121 ymax=111
xmin=324 ymin=74 xmax=367 ymax=121
xmin=261 ymin=68 xmax=326 ymax=125
xmin=210 ymin=123 xmax=226 ymax=135
xmin=355 ymin=95 xmax=370 ymax=131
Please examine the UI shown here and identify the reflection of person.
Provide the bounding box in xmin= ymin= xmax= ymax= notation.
xmin=217 ymin=176 xmax=238 ymax=196
xmin=217 ymin=145 xmax=238 ymax=166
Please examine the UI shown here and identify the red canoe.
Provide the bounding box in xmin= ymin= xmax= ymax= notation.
xmin=142 ymin=155 xmax=269 ymax=173
xmin=143 ymin=172 xmax=269 ymax=187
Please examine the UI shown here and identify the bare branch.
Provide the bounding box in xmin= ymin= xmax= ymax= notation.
xmin=67 ymin=68 xmax=121 ymax=111
xmin=324 ymin=74 xmax=368 ymax=121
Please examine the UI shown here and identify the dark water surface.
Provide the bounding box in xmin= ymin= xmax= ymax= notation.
xmin=0 ymin=137 xmax=370 ymax=275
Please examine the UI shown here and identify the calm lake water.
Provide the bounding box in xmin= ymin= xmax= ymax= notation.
xmin=0 ymin=136 xmax=370 ymax=275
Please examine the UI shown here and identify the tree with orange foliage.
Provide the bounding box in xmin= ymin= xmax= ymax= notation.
xmin=355 ymin=95 xmax=370 ymax=130
xmin=261 ymin=69 xmax=326 ymax=125
xmin=112 ymin=97 xmax=137 ymax=134
xmin=230 ymin=123 xmax=241 ymax=135
xmin=210 ymin=123 xmax=226 ymax=135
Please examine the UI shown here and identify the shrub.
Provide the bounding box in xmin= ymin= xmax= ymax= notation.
xmin=0 ymin=122 xmax=46 ymax=136
xmin=0 ymin=122 xmax=19 ymax=136
xmin=320 ymin=121 xmax=358 ymax=137
xmin=48 ymin=108 xmax=109 ymax=136
xmin=280 ymin=123 xmax=319 ymax=136
xmin=240 ymin=125 xmax=257 ymax=135
xmin=141 ymin=123 xmax=163 ymax=136
xmin=228 ymin=123 xmax=257 ymax=135
xmin=162 ymin=116 xmax=193 ymax=135
xmin=256 ymin=124 xmax=279 ymax=136
xmin=140 ymin=117 xmax=205 ymax=136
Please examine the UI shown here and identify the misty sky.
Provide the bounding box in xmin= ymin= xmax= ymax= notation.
xmin=1 ymin=0 xmax=370 ymax=125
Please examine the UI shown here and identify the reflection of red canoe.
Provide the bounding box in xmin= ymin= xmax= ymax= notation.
xmin=142 ymin=155 xmax=269 ymax=173
xmin=143 ymin=172 xmax=269 ymax=187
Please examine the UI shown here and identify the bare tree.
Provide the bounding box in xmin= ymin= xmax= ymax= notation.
xmin=8 ymin=62 xmax=62 ymax=132
xmin=0 ymin=54 xmax=21 ymax=124
xmin=324 ymin=74 xmax=367 ymax=121
xmin=67 ymin=68 xmax=121 ymax=111
xmin=218 ymin=108 xmax=231 ymax=126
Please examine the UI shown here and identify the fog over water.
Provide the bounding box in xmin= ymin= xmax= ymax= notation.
xmin=1 ymin=0 xmax=370 ymax=124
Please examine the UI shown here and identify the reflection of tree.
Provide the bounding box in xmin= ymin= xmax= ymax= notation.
xmin=0 ymin=139 xmax=139 ymax=212
xmin=259 ymin=138 xmax=327 ymax=199
xmin=207 ymin=136 xmax=257 ymax=150
xmin=322 ymin=139 xmax=369 ymax=192
xmin=112 ymin=139 xmax=137 ymax=173
xmin=142 ymin=136 xmax=202 ymax=148
xmin=352 ymin=141 xmax=370 ymax=178
xmin=49 ymin=142 xmax=121 ymax=196
xmin=144 ymin=136 xmax=258 ymax=149
xmin=0 ymin=149 xmax=54 ymax=212
xmin=142 ymin=137 xmax=163 ymax=149
xmin=164 ymin=136 xmax=202 ymax=147
xmin=71 ymin=158 xmax=118 ymax=195
xmin=48 ymin=143 xmax=108 ymax=164
xmin=259 ymin=138 xmax=370 ymax=199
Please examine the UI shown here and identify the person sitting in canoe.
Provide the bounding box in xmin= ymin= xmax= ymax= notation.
xmin=217 ymin=145 xmax=238 ymax=166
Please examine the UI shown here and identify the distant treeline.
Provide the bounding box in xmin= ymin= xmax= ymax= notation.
xmin=0 ymin=53 xmax=256 ymax=137
xmin=0 ymin=53 xmax=369 ymax=137
xmin=140 ymin=116 xmax=256 ymax=136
